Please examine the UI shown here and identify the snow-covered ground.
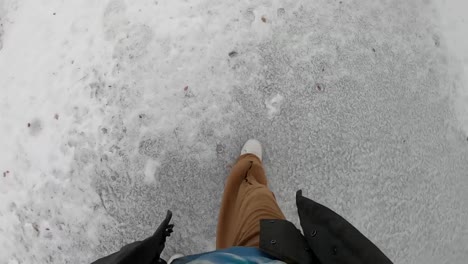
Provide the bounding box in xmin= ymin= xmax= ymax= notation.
xmin=0 ymin=0 xmax=467 ymax=263
xmin=436 ymin=0 xmax=468 ymax=135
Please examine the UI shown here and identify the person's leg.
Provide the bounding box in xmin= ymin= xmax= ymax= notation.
xmin=216 ymin=153 xmax=286 ymax=249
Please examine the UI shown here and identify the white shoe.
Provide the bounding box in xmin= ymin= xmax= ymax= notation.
xmin=241 ymin=139 xmax=263 ymax=161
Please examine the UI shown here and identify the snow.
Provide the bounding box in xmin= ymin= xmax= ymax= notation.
xmin=0 ymin=0 xmax=467 ymax=264
xmin=435 ymin=0 xmax=468 ymax=135
xmin=144 ymin=159 xmax=160 ymax=184
xmin=265 ymin=94 xmax=284 ymax=119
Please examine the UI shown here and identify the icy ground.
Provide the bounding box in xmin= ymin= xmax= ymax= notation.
xmin=1 ymin=0 xmax=468 ymax=263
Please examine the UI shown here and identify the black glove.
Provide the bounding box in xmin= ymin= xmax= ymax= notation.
xmin=92 ymin=210 xmax=174 ymax=264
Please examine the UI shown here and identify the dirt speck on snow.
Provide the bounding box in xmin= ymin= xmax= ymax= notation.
xmin=316 ymin=83 xmax=325 ymax=92
xmin=228 ymin=51 xmax=238 ymax=58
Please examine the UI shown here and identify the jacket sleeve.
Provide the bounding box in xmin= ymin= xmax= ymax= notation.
xmin=296 ymin=191 xmax=393 ymax=264
xmin=91 ymin=210 xmax=174 ymax=264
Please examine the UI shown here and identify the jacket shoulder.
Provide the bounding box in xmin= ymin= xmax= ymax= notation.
xmin=296 ymin=190 xmax=393 ymax=264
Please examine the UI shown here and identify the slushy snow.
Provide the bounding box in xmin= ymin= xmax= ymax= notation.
xmin=1 ymin=0 xmax=467 ymax=263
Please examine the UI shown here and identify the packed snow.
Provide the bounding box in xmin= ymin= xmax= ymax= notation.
xmin=0 ymin=0 xmax=467 ymax=263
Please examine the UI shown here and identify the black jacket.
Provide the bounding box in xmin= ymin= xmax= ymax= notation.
xmin=92 ymin=190 xmax=392 ymax=264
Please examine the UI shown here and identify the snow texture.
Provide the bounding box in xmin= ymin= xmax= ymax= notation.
xmin=0 ymin=0 xmax=467 ymax=263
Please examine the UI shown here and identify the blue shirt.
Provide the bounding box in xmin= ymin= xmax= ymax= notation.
xmin=172 ymin=247 xmax=285 ymax=264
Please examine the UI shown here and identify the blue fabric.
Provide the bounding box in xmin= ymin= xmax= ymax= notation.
xmin=172 ymin=247 xmax=285 ymax=264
